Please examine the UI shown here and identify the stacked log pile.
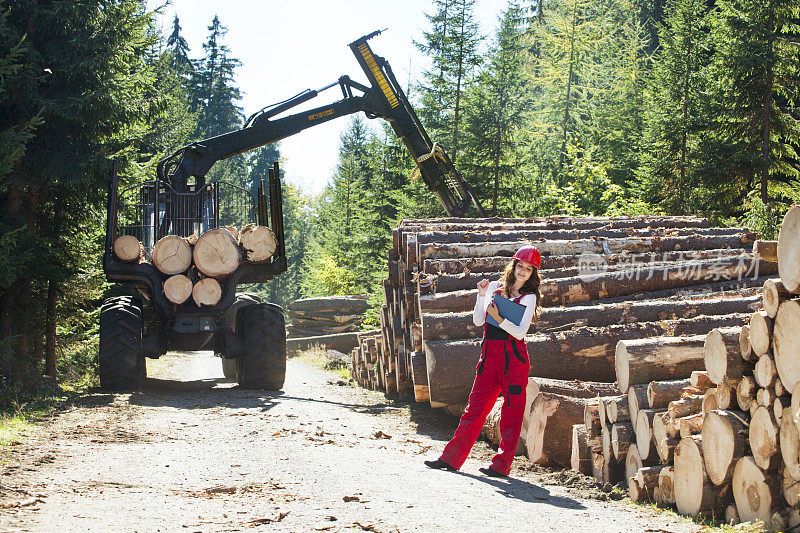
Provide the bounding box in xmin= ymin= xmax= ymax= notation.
xmin=112 ymin=225 xmax=277 ymax=307
xmin=350 ymin=215 xmax=774 ymax=402
xmin=286 ymin=296 xmax=367 ymax=338
xmin=605 ymin=205 xmax=800 ymax=529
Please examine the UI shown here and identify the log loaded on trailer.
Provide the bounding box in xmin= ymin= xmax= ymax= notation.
xmin=101 ymin=31 xmax=485 ymax=390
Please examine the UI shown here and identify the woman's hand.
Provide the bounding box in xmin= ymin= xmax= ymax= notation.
xmin=477 ymin=278 xmax=490 ymax=296
xmin=487 ymin=300 xmax=502 ymax=323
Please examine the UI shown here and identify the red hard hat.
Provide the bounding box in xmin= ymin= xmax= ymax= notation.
xmin=513 ymin=245 xmax=541 ymax=268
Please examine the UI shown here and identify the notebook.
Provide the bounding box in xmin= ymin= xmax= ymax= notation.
xmin=486 ymin=293 xmax=526 ymax=328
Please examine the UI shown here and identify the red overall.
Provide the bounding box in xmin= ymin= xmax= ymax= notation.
xmin=438 ymin=290 xmax=530 ymax=475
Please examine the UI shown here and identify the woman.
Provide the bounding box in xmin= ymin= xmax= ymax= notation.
xmin=424 ymin=245 xmax=542 ymax=477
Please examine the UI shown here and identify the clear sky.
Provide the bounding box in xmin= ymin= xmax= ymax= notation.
xmin=147 ymin=0 xmax=509 ymax=195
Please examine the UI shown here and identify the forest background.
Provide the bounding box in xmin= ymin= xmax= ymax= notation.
xmin=0 ymin=0 xmax=798 ymax=400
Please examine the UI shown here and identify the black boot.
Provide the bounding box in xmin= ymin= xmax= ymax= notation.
xmin=424 ymin=459 xmax=456 ymax=472
xmin=479 ymin=466 xmax=507 ymax=478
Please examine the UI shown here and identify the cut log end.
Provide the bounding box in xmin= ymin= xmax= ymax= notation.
xmin=153 ymin=235 xmax=192 ymax=275
xmin=192 ymin=278 xmax=222 ymax=307
xmin=194 ymin=228 xmax=242 ymax=277
xmin=164 ymin=274 xmax=193 ymax=305
xmin=113 ymin=235 xmax=142 ymax=262
xmin=239 ymin=224 xmax=278 ymax=262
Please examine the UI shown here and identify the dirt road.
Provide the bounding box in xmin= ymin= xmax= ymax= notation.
xmin=0 ymin=352 xmax=700 ymax=532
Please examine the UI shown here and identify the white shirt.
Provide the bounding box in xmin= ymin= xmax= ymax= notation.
xmin=472 ymin=281 xmax=537 ymax=341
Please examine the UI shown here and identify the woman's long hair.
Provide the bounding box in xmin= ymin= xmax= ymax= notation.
xmin=500 ymin=258 xmax=543 ymax=318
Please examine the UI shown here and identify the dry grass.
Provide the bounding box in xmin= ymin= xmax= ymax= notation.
xmin=292 ymin=346 xmax=353 ymax=382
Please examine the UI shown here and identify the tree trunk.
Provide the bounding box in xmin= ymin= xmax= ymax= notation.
xmin=779 ymin=409 xmax=800 ymax=481
xmin=192 ymin=278 xmax=221 ymax=307
xmin=571 ymin=424 xmax=593 ymax=475
xmin=777 ymin=205 xmax=800 ymax=292
xmin=738 ymin=325 xmax=754 ymax=362
xmin=45 ymin=279 xmax=57 ymax=378
xmin=164 ymin=274 xmax=193 ymax=305
xmin=753 ymin=240 xmax=777 ymax=262
xmin=193 ymin=228 xmax=242 ymax=277
xmin=732 ymin=456 xmax=781 ymax=525
xmin=634 ymin=409 xmax=661 ymax=461
xmin=647 ymin=379 xmax=692 ymax=409
xmin=239 ymin=224 xmax=277 ymax=262
xmin=762 ymin=278 xmax=789 ymax=318
xmin=612 ymin=422 xmax=635 ymax=461
xmin=701 ymin=410 xmax=750 ymax=486
xmin=736 ymin=376 xmax=757 ymax=411
xmin=658 ymin=466 xmax=676 ymax=505
xmin=679 ymin=413 xmax=704 ymax=438
xmin=749 ymin=310 xmax=773 ymax=357
xmin=607 ymin=396 xmax=630 ymax=424
xmin=773 ymin=299 xmax=800 ymax=391
xmin=153 ymin=235 xmax=192 ymax=275
xmin=289 ymin=296 xmax=369 ymax=315
xmin=628 ymin=385 xmax=649 ymax=429
xmin=754 ymin=353 xmax=777 ymax=388
xmin=526 ymin=391 xmax=593 ymax=467
xmin=409 ymin=350 xmax=429 ymax=403
xmin=750 ymin=406 xmax=780 ymax=471
xmin=417 ymin=234 xmax=757 ymax=263
xmin=668 ymin=396 xmax=704 ymax=418
xmin=674 ymin=435 xmax=729 ymax=516
xmin=615 ymin=335 xmax=707 ymax=393
xmin=113 ymin=235 xmax=142 ymax=262
xmin=704 ymin=326 xmax=746 ymax=385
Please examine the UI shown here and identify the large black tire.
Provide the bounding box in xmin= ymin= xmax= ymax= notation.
xmin=236 ymin=303 xmax=286 ymax=390
xmin=220 ymin=293 xmax=262 ymax=379
xmin=99 ymin=296 xmax=145 ymax=390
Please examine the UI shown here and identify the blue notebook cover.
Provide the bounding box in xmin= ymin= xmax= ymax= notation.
xmin=486 ymin=293 xmax=526 ymax=328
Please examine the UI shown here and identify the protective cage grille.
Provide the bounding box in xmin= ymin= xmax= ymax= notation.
xmin=114 ymin=179 xmax=257 ymax=252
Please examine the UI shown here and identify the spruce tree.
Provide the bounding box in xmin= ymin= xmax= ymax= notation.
xmin=710 ymin=0 xmax=800 ymax=208
xmin=636 ymin=0 xmax=712 ymax=214
xmin=415 ymin=0 xmax=483 ymax=164
xmin=166 ymin=15 xmax=193 ymax=76
xmin=463 ymin=3 xmax=530 ymax=215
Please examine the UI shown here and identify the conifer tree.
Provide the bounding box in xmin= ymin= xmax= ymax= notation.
xmin=710 ymin=0 xmax=800 ymax=207
xmin=415 ymin=0 xmax=483 ymax=164
xmin=637 ymin=0 xmax=711 ymax=214
xmin=463 ymin=3 xmax=530 ymax=215
xmin=166 ymin=15 xmax=193 ymax=76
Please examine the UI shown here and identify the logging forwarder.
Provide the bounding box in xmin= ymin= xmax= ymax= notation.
xmin=100 ymin=31 xmax=486 ymax=391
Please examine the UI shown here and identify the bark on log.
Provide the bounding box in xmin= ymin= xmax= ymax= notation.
xmin=607 ymin=396 xmax=630 ymax=423
xmin=628 ymin=385 xmax=649 ymax=429
xmin=779 ymin=408 xmax=800 ymax=481
xmin=422 ymin=248 xmax=747 ymax=275
xmin=417 ymin=233 xmax=757 ymax=262
xmin=753 ymin=240 xmax=778 ymax=262
xmin=192 ymin=278 xmax=221 ymax=306
xmin=615 ymin=335 xmax=707 ymax=394
xmin=777 ymin=205 xmax=800 ymax=292
xmin=289 ymin=296 xmax=369 ymax=315
xmin=679 ymin=413 xmax=704 ymax=438
xmin=427 ymin=315 xmax=746 ymax=406
xmin=419 ymin=277 xmax=770 ymax=314
xmin=409 ymin=350 xmax=429 ymax=403
xmin=239 ymin=224 xmax=277 ymax=262
xmin=648 ymin=379 xmax=692 ymax=409
xmin=732 ymin=456 xmax=781 ymax=525
xmin=420 ymin=294 xmax=760 ymax=342
xmin=725 ymin=504 xmax=740 ymax=525
xmin=193 ymin=228 xmax=241 ymax=277
xmin=704 ymin=326 xmax=745 ymax=385
xmin=763 ymin=278 xmax=790 ymax=318
xmin=153 ymin=235 xmax=192 ymax=275
xmin=773 ymin=299 xmax=800 ymax=392
xmin=658 ymin=466 xmax=676 ymax=505
xmin=701 ymin=410 xmax=750 ymax=486
xmin=774 ymin=396 xmax=790 ymax=423
xmin=585 ymin=399 xmax=602 ymax=437
xmin=113 ymin=235 xmax=142 ymax=262
xmin=164 ymin=274 xmax=193 ymax=305
xmin=286 ymin=332 xmax=361 ymax=354
xmin=691 ymin=370 xmax=715 ymax=389
xmin=749 ymin=310 xmax=773 ymax=357
xmin=703 ymin=389 xmax=719 ymax=415
xmin=674 ymin=435 xmax=729 ymax=516
xmin=612 ymin=422 xmax=635 ymax=461
xmin=668 ymin=396 xmax=704 ymax=418
xmin=750 ymin=406 xmax=781 ymax=471
xmin=571 ymin=424 xmax=593 ymax=475
xmin=526 ymin=392 xmax=592 ymax=467
xmin=628 ymin=477 xmax=651 ymax=503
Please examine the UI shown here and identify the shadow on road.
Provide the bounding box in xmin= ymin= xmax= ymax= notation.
xmin=454 ymin=470 xmax=587 ymax=509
